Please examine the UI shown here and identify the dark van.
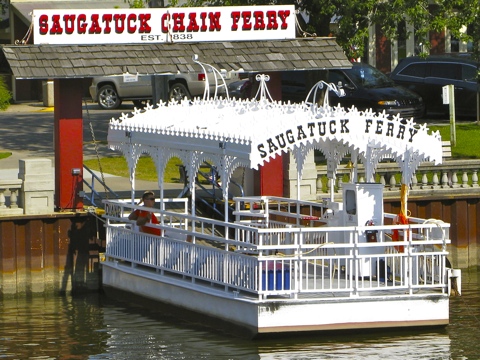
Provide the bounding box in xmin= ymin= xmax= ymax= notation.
xmin=389 ymin=55 xmax=479 ymax=118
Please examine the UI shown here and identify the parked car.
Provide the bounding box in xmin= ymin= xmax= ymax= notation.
xmin=227 ymin=78 xmax=252 ymax=100
xmin=389 ymin=54 xmax=479 ymax=118
xmin=281 ymin=63 xmax=425 ymax=119
xmin=90 ymin=71 xmax=240 ymax=110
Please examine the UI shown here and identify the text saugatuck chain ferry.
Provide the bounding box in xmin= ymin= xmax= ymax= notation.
xmin=33 ymin=6 xmax=295 ymax=44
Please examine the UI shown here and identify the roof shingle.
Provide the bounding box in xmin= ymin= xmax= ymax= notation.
xmin=0 ymin=38 xmax=351 ymax=79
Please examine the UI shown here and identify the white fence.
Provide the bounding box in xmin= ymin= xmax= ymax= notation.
xmin=103 ymin=197 xmax=452 ymax=301
xmin=318 ymin=159 xmax=480 ymax=195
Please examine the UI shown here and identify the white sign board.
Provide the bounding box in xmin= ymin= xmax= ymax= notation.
xmin=123 ymin=73 xmax=138 ymax=83
xmin=33 ymin=5 xmax=296 ymax=45
xmin=442 ymin=85 xmax=450 ymax=104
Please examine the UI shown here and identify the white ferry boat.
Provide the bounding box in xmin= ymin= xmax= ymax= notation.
xmin=101 ymin=58 xmax=461 ymax=337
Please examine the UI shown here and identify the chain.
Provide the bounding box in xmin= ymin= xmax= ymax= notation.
xmin=84 ymin=99 xmax=109 ymax=199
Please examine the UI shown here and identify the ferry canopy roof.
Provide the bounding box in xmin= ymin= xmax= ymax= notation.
xmin=107 ymin=77 xmax=443 ymax=188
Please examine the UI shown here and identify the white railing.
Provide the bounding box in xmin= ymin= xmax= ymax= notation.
xmin=317 ymin=159 xmax=480 ymax=195
xmin=0 ymin=180 xmax=23 ymax=215
xmin=103 ymin=198 xmax=452 ymax=300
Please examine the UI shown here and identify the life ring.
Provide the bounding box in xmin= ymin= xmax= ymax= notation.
xmin=392 ymin=212 xmax=409 ymax=252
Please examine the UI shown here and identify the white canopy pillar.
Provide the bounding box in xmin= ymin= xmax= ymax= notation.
xmin=364 ymin=145 xmax=376 ymax=183
xmin=130 ymin=168 xmax=136 ymax=204
xmin=124 ymin=143 xmax=142 ymax=204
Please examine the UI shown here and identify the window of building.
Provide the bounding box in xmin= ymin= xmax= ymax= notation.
xmin=451 ymin=35 xmax=460 ymax=53
xmin=414 ymin=28 xmax=424 ymax=55
xmin=397 ymin=21 xmax=407 ymax=60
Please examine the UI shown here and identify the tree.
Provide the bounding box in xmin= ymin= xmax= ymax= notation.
xmin=0 ymin=76 xmax=12 ymax=110
xmin=155 ymin=0 xmax=479 ymax=76
xmin=157 ymin=0 xmax=478 ymax=61
xmin=298 ymin=0 xmax=480 ymax=61
xmin=128 ymin=0 xmax=148 ymax=8
xmin=299 ymin=0 xmax=479 ymax=121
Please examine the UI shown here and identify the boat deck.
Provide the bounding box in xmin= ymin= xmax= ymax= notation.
xmin=102 ymin=195 xmax=454 ymax=305
xmin=105 ymin=250 xmax=446 ymax=305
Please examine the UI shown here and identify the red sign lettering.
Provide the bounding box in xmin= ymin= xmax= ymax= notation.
xmin=36 ymin=12 xmax=152 ymax=35
xmin=231 ymin=10 xmax=289 ymax=32
xmin=33 ymin=6 xmax=295 ymax=44
xmin=138 ymin=14 xmax=152 ymax=33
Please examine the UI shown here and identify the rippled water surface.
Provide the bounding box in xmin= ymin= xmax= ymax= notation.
xmin=1 ymin=270 xmax=478 ymax=359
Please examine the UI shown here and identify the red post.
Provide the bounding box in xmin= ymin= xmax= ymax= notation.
xmin=256 ymin=156 xmax=284 ymax=196
xmin=54 ymin=79 xmax=84 ymax=210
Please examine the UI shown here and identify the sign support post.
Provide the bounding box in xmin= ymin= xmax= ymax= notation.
xmin=443 ymin=84 xmax=456 ymax=146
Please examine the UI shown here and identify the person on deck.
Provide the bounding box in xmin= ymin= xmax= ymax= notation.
xmin=128 ymin=190 xmax=161 ymax=236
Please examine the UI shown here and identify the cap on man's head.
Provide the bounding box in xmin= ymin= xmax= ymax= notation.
xmin=142 ymin=190 xmax=155 ymax=199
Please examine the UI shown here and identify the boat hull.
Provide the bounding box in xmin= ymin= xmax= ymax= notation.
xmin=102 ymin=262 xmax=449 ymax=336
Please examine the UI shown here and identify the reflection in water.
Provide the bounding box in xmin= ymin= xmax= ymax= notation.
xmin=0 ymin=295 xmax=108 ymax=359
xmin=255 ymin=332 xmax=451 ymax=359
xmin=0 ymin=270 xmax=478 ymax=359
xmin=448 ymin=269 xmax=480 ymax=360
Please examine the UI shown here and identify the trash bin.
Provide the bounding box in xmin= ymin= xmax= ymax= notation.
xmin=262 ymin=263 xmax=290 ymax=291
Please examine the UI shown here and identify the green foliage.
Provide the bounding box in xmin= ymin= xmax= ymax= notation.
xmin=297 ymin=0 xmax=480 ymax=62
xmin=128 ymin=0 xmax=147 ymax=8
xmin=0 ymin=77 xmax=11 ymax=111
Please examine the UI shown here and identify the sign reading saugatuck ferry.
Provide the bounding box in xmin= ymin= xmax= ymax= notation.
xmin=33 ymin=5 xmax=296 ymax=45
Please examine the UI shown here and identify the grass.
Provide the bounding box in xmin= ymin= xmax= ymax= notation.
xmin=73 ymin=122 xmax=480 ymax=182
xmin=84 ymin=155 xmax=183 ymax=183
xmin=429 ymin=122 xmax=480 ymax=159
xmin=0 ymin=152 xmax=12 ymax=160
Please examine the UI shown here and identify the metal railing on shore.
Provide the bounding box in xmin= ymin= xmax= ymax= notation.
xmin=0 ymin=179 xmax=22 ymax=215
xmin=1 ymin=159 xmax=479 ymax=216
xmin=315 ymin=159 xmax=480 ymax=197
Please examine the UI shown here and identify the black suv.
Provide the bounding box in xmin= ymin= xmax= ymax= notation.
xmin=389 ymin=55 xmax=479 ymax=118
xmin=282 ymin=63 xmax=424 ymax=119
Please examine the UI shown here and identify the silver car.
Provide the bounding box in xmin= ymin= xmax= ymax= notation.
xmin=90 ymin=71 xmax=240 ymax=110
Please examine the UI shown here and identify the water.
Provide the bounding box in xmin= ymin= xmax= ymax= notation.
xmin=1 ymin=270 xmax=478 ymax=360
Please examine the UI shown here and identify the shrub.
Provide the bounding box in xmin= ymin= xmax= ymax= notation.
xmin=0 ymin=77 xmax=11 ymax=110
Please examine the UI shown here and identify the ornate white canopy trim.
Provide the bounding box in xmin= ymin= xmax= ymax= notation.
xmin=108 ymin=76 xmax=443 ymax=189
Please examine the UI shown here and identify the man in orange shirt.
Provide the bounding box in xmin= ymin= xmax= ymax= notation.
xmin=128 ymin=190 xmax=161 ymax=236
